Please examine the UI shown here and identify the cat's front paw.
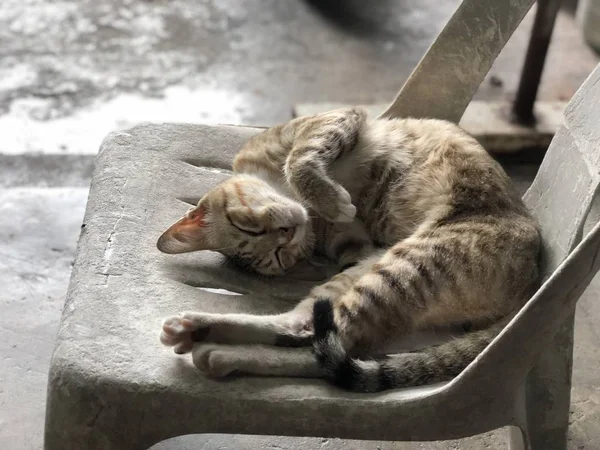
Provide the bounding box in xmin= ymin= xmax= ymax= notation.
xmin=160 ymin=313 xmax=212 ymax=354
xmin=332 ymin=191 xmax=357 ymax=223
xmin=318 ymin=185 xmax=356 ymax=223
xmin=191 ymin=343 xmax=237 ymax=378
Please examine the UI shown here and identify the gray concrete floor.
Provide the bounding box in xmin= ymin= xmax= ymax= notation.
xmin=1 ymin=1 xmax=599 ymax=449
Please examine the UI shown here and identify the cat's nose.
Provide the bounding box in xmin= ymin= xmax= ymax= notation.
xmin=278 ymin=227 xmax=296 ymax=244
xmin=284 ymin=227 xmax=296 ymax=242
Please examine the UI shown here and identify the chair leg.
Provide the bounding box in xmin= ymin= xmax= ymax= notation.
xmin=44 ymin=369 xmax=179 ymax=450
xmin=508 ymin=425 xmax=530 ymax=450
xmin=524 ymin=313 xmax=575 ymax=450
xmin=508 ymin=380 xmax=531 ymax=450
xmin=45 ymin=404 xmax=162 ymax=450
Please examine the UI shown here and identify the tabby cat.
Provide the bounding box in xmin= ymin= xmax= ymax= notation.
xmin=157 ymin=108 xmax=541 ymax=392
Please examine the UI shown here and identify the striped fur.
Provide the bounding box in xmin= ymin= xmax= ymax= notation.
xmin=158 ymin=107 xmax=541 ymax=391
xmin=313 ymin=298 xmax=506 ymax=392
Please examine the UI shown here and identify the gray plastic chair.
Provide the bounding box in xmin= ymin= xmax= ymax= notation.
xmin=45 ymin=0 xmax=599 ymax=449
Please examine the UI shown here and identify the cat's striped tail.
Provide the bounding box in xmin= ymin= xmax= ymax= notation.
xmin=312 ymin=299 xmax=505 ymax=393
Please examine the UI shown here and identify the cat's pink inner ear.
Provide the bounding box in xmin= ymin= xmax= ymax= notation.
xmin=156 ymin=207 xmax=211 ymax=254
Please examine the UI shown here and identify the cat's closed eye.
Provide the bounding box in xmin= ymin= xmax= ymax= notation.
xmin=233 ymin=225 xmax=266 ymax=236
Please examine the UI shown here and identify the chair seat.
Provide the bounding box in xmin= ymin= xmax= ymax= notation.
xmin=45 ymin=123 xmax=463 ymax=450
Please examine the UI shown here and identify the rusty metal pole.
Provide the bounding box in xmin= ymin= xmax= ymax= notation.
xmin=512 ymin=0 xmax=562 ymax=126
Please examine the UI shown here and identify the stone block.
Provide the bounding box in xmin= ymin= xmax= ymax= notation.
xmin=294 ymin=101 xmax=565 ymax=156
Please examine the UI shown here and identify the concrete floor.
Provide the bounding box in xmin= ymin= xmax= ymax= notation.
xmin=1 ymin=0 xmax=598 ymax=157
xmin=1 ymin=1 xmax=599 ymax=449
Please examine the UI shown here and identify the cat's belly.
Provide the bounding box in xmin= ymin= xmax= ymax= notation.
xmin=332 ymin=145 xmax=414 ymax=246
xmin=356 ymin=199 xmax=414 ymax=247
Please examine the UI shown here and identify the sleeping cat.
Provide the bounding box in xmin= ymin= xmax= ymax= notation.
xmin=157 ymin=108 xmax=541 ymax=392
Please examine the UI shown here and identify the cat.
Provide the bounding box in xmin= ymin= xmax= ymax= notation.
xmin=157 ymin=107 xmax=541 ymax=392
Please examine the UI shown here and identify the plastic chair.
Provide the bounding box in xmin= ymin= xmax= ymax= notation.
xmin=45 ymin=0 xmax=598 ymax=448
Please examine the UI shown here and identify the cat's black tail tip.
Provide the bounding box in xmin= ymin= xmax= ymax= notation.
xmin=313 ymin=298 xmax=337 ymax=340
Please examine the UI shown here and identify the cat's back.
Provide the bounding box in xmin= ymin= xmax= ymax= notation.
xmin=334 ymin=117 xmax=531 ymax=242
xmin=351 ymin=118 xmax=541 ymax=315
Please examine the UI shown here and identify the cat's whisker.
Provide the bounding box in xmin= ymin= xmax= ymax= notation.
xmin=210 ymin=246 xmax=236 ymax=252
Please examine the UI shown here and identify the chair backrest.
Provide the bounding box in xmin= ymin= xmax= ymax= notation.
xmin=379 ymin=0 xmax=535 ymax=123
xmin=450 ymin=64 xmax=600 ymax=393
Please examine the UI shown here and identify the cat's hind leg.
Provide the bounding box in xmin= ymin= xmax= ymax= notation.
xmin=160 ymin=250 xmax=382 ymax=353
xmin=160 ymin=272 xmax=346 ymax=353
xmin=190 ymin=344 xmax=321 ymax=378
xmin=160 ymin=306 xmax=314 ymax=354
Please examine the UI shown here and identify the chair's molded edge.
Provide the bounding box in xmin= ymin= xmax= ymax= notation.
xmin=45 ymin=351 xmax=507 ymax=445
xmin=564 ymin=62 xmax=600 ymax=124
xmin=97 ymin=122 xmax=263 ymax=154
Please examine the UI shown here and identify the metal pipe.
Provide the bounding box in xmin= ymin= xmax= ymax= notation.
xmin=512 ymin=0 xmax=562 ymax=126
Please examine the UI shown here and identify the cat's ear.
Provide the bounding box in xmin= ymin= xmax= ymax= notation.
xmin=157 ymin=206 xmax=213 ymax=254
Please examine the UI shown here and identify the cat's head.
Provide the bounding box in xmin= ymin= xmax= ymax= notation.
xmin=157 ymin=175 xmax=313 ymax=275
